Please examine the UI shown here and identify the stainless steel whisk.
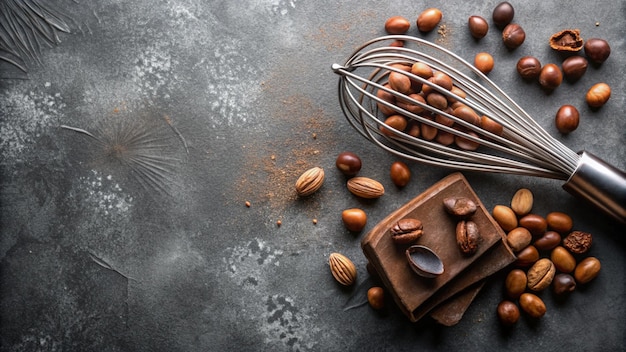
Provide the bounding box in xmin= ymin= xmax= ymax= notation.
xmin=332 ymin=35 xmax=625 ymax=223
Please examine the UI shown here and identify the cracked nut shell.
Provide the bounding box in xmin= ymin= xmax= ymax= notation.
xmin=526 ymin=258 xmax=556 ymax=291
xmin=549 ymin=29 xmax=584 ymax=51
xmin=390 ymin=218 xmax=424 ymax=245
xmin=456 ymin=220 xmax=480 ymax=255
xmin=443 ymin=197 xmax=477 ymax=219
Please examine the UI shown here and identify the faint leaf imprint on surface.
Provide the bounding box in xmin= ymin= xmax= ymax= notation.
xmin=0 ymin=0 xmax=72 ymax=75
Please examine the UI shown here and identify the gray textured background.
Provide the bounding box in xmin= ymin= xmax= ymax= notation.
xmin=1 ymin=1 xmax=624 ymax=351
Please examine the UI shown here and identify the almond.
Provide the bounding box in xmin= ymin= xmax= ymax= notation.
xmin=295 ymin=167 xmax=324 ymax=196
xmin=511 ymin=188 xmax=533 ymax=216
xmin=346 ymin=177 xmax=385 ymax=199
xmin=328 ymin=252 xmax=357 ymax=286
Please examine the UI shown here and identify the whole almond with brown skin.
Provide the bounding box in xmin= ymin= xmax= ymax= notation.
xmin=505 ymin=269 xmax=527 ymax=299
xmin=519 ymin=214 xmax=547 ymax=236
xmin=492 ymin=205 xmax=518 ymax=231
xmin=347 ymin=177 xmax=385 ymax=199
xmin=328 ymin=252 xmax=357 ymax=286
xmin=295 ymin=167 xmax=324 ymax=196
xmin=385 ymin=16 xmax=411 ymax=34
xmin=551 ymin=246 xmax=576 ymax=273
xmin=519 ymin=293 xmax=546 ymax=318
xmin=534 ymin=231 xmax=561 ymax=251
xmin=511 ymin=188 xmax=533 ymax=216
xmin=527 ymin=258 xmax=556 ymax=291
xmin=506 ymin=227 xmax=532 ymax=252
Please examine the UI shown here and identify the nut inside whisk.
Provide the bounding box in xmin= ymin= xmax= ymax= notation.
xmin=332 ymin=35 xmax=581 ymax=180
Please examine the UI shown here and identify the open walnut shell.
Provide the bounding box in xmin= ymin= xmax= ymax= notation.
xmin=549 ymin=29 xmax=584 ymax=52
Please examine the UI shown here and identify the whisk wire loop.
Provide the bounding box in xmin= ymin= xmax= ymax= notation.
xmin=333 ymin=35 xmax=580 ymax=180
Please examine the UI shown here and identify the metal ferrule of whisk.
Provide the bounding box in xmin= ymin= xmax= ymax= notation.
xmin=332 ymin=35 xmax=626 ymax=223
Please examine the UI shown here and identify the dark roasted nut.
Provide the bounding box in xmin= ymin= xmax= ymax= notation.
xmin=367 ymin=287 xmax=385 ymax=309
xmin=390 ymin=218 xmax=424 ymax=245
xmin=443 ymin=197 xmax=477 ymax=219
xmin=561 ymin=56 xmax=588 ymax=81
xmin=502 ymin=23 xmax=525 ymax=49
xmin=563 ymin=231 xmax=592 ymax=254
xmin=584 ymin=38 xmax=611 ymax=64
xmin=492 ymin=2 xmax=514 ymax=29
xmin=456 ymin=220 xmax=480 ymax=255
xmin=336 ymin=152 xmax=362 ymax=176
xmin=539 ymin=63 xmax=563 ymax=91
xmin=497 ymin=300 xmax=520 ymax=326
xmin=534 ymin=231 xmax=561 ymax=251
xmin=468 ymin=15 xmax=489 ymax=39
xmin=555 ymin=105 xmax=580 ymax=134
xmin=516 ymin=56 xmax=541 ymax=80
xmin=574 ymin=257 xmax=601 ymax=284
xmin=549 ymin=29 xmax=584 ymax=51
xmin=519 ymin=293 xmax=546 ymax=318
xmin=519 ymin=214 xmax=547 ymax=237
xmin=505 ymin=269 xmax=527 ymax=299
xmin=390 ymin=161 xmax=411 ymax=187
xmin=527 ymin=258 xmax=556 ymax=291
xmin=515 ymin=245 xmax=539 ymax=267
xmin=553 ymin=273 xmax=576 ymax=296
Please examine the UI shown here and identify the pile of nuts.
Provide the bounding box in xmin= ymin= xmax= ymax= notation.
xmin=492 ymin=188 xmax=601 ymax=325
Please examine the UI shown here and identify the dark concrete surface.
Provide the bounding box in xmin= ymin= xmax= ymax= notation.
xmin=1 ymin=1 xmax=624 ymax=351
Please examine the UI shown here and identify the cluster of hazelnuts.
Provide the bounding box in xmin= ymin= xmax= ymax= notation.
xmin=383 ymin=2 xmax=612 ymax=136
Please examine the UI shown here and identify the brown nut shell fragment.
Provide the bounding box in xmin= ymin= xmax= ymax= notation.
xmin=443 ymin=197 xmax=477 ymax=219
xmin=549 ymin=29 xmax=584 ymax=52
xmin=527 ymin=258 xmax=556 ymax=291
xmin=390 ymin=218 xmax=424 ymax=245
xmin=563 ymin=231 xmax=592 ymax=254
xmin=456 ymin=220 xmax=480 ymax=255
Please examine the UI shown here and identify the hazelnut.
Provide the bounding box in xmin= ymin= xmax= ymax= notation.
xmin=561 ymin=56 xmax=588 ymax=81
xmin=497 ymin=300 xmax=520 ymax=326
xmin=555 ymin=105 xmax=580 ymax=134
xmin=474 ymin=52 xmax=494 ymax=74
xmin=468 ymin=16 xmax=489 ymax=39
xmin=390 ymin=161 xmax=411 ymax=187
xmin=335 ymin=151 xmax=362 ymax=176
xmin=502 ymin=23 xmax=525 ymax=49
xmin=516 ymin=56 xmax=541 ymax=80
xmin=539 ymin=64 xmax=563 ymax=91
xmin=586 ymin=83 xmax=611 ymax=108
xmin=553 ymin=273 xmax=576 ymax=296
xmin=341 ymin=208 xmax=367 ymax=232
xmin=367 ymin=287 xmax=385 ymax=309
xmin=584 ymin=38 xmax=611 ymax=64
xmin=492 ymin=2 xmax=514 ymax=29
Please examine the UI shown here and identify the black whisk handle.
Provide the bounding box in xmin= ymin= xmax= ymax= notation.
xmin=563 ymin=151 xmax=626 ymax=224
